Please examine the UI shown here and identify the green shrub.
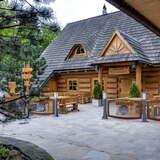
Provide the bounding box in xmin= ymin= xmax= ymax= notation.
xmin=0 ymin=145 xmax=10 ymax=159
xmin=92 ymin=82 xmax=102 ymax=99
xmin=129 ymin=83 xmax=140 ymax=98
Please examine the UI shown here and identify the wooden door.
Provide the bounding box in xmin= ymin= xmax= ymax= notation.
xmin=118 ymin=78 xmax=131 ymax=98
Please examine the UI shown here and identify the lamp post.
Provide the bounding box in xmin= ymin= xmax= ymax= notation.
xmin=142 ymin=92 xmax=148 ymax=122
xmin=54 ymin=92 xmax=59 ymax=117
xmin=22 ymin=65 xmax=33 ymax=118
xmin=102 ymin=91 xmax=108 ymax=119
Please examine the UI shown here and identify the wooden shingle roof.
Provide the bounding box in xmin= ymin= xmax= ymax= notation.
xmin=39 ymin=11 xmax=160 ymax=86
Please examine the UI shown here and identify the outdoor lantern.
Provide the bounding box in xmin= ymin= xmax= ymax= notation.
xmin=95 ymin=65 xmax=99 ymax=72
xmin=54 ymin=92 xmax=58 ymax=99
xmin=131 ymin=62 xmax=137 ymax=70
xmin=103 ymin=91 xmax=107 ymax=99
xmin=142 ymin=92 xmax=147 ymax=100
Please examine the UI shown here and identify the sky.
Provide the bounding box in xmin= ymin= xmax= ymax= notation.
xmin=51 ymin=0 xmax=118 ymax=28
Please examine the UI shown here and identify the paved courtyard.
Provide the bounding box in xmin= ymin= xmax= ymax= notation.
xmin=0 ymin=104 xmax=160 ymax=160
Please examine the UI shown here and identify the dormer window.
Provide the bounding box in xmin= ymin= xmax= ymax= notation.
xmin=65 ymin=44 xmax=87 ymax=60
xmin=76 ymin=46 xmax=85 ymax=55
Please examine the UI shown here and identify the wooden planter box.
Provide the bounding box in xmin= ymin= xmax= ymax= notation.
xmin=148 ymin=100 xmax=160 ymax=120
xmin=31 ymin=97 xmax=54 ymax=115
xmin=109 ymin=99 xmax=141 ymax=119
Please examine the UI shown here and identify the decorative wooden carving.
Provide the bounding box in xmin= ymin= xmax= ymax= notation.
xmin=8 ymin=81 xmax=16 ymax=95
xmin=108 ymin=66 xmax=130 ymax=75
xmin=102 ymin=31 xmax=136 ymax=56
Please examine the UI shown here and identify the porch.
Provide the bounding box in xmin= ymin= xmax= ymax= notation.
xmin=39 ymin=61 xmax=160 ymax=120
xmin=97 ymin=62 xmax=160 ymax=120
xmin=97 ymin=62 xmax=142 ymax=99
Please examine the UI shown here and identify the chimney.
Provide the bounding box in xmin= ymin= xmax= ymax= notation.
xmin=102 ymin=4 xmax=107 ymax=15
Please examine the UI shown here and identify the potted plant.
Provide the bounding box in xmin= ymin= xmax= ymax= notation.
xmin=129 ymin=83 xmax=140 ymax=98
xmin=92 ymin=82 xmax=103 ymax=107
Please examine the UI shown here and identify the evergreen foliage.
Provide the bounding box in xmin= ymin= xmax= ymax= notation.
xmin=92 ymin=82 xmax=103 ymax=99
xmin=129 ymin=83 xmax=140 ymax=98
xmin=0 ymin=0 xmax=60 ymax=93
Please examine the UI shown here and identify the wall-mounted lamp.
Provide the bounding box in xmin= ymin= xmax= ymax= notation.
xmin=95 ymin=65 xmax=99 ymax=72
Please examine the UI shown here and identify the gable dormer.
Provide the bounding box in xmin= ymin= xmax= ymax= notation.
xmin=101 ymin=31 xmax=137 ymax=56
xmin=65 ymin=44 xmax=87 ymax=60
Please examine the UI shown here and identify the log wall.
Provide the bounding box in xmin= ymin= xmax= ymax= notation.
xmin=142 ymin=68 xmax=160 ymax=97
xmin=42 ymin=78 xmax=57 ymax=92
xmin=57 ymin=71 xmax=98 ymax=94
xmin=41 ymin=66 xmax=160 ymax=99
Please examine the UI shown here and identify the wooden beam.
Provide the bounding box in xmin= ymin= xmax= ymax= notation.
xmin=105 ymin=0 xmax=160 ymax=37
xmin=136 ymin=64 xmax=142 ymax=92
xmin=98 ymin=66 xmax=103 ymax=85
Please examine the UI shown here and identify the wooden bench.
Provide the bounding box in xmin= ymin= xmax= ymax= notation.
xmin=59 ymin=96 xmax=79 ymax=114
xmin=58 ymin=91 xmax=91 ymax=104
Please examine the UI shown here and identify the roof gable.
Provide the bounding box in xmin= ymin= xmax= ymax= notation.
xmin=101 ymin=31 xmax=137 ymax=56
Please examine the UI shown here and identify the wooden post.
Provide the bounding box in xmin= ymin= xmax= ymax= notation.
xmin=136 ymin=63 xmax=142 ymax=92
xmin=98 ymin=66 xmax=103 ymax=85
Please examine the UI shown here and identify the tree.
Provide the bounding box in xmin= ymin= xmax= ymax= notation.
xmin=92 ymin=82 xmax=103 ymax=99
xmin=129 ymin=83 xmax=140 ymax=98
xmin=0 ymin=0 xmax=60 ymax=93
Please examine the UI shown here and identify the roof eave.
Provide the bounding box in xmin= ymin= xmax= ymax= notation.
xmin=105 ymin=0 xmax=160 ymax=37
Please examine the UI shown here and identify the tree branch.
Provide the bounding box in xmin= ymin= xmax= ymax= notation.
xmin=0 ymin=24 xmax=21 ymax=29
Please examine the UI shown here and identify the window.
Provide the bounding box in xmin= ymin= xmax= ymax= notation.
xmin=68 ymin=80 xmax=78 ymax=91
xmin=76 ymin=46 xmax=85 ymax=55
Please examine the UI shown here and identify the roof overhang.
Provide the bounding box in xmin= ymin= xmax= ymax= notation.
xmin=106 ymin=0 xmax=160 ymax=36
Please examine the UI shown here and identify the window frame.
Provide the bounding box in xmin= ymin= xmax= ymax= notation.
xmin=76 ymin=46 xmax=85 ymax=55
xmin=67 ymin=79 xmax=78 ymax=91
xmin=74 ymin=46 xmax=86 ymax=57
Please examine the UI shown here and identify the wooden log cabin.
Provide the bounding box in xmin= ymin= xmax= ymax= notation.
xmin=39 ymin=11 xmax=160 ymax=102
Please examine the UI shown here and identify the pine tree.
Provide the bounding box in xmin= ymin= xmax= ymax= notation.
xmin=0 ymin=0 xmax=60 ymax=92
xmin=92 ymin=82 xmax=103 ymax=99
xmin=129 ymin=83 xmax=140 ymax=98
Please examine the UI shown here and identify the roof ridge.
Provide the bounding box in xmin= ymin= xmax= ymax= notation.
xmin=67 ymin=11 xmax=121 ymax=25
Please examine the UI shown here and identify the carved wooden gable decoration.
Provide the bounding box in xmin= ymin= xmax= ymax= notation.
xmin=101 ymin=31 xmax=136 ymax=56
xmin=65 ymin=44 xmax=87 ymax=60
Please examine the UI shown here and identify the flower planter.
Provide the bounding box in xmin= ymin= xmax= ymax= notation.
xmin=92 ymin=99 xmax=102 ymax=107
xmin=31 ymin=96 xmax=53 ymax=114
xmin=109 ymin=99 xmax=141 ymax=119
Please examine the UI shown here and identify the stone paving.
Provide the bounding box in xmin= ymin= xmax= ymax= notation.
xmin=0 ymin=104 xmax=160 ymax=160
